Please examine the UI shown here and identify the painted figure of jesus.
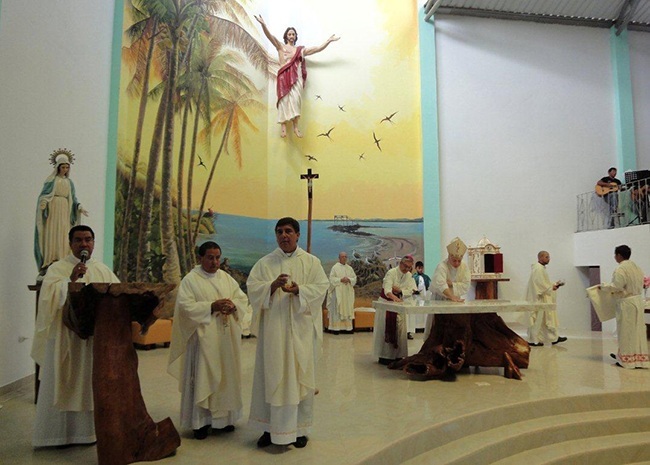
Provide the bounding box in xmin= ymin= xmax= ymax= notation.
xmin=255 ymin=15 xmax=339 ymax=138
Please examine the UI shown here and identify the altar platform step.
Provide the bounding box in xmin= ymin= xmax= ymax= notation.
xmin=361 ymin=391 xmax=650 ymax=465
xmin=493 ymin=431 xmax=650 ymax=465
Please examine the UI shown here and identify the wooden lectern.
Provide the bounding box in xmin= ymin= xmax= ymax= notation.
xmin=65 ymin=282 xmax=180 ymax=465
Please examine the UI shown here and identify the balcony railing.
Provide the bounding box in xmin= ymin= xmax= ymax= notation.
xmin=577 ymin=180 xmax=649 ymax=232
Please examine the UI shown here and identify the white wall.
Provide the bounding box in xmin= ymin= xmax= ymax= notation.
xmin=575 ymin=225 xmax=650 ymax=274
xmin=0 ymin=0 xmax=115 ymax=387
xmin=433 ymin=17 xmax=648 ymax=333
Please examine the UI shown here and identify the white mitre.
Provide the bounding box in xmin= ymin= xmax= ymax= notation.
xmin=446 ymin=237 xmax=467 ymax=258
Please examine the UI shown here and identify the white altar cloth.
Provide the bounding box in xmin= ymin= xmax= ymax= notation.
xmin=373 ymin=299 xmax=555 ymax=316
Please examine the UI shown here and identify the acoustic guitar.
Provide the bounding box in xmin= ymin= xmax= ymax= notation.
xmin=595 ymin=183 xmax=622 ymax=197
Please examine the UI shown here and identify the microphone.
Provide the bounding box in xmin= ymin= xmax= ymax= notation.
xmin=79 ymin=250 xmax=89 ymax=278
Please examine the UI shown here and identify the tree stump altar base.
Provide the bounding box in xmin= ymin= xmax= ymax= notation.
xmin=388 ymin=313 xmax=528 ymax=381
xmin=373 ymin=300 xmax=553 ymax=381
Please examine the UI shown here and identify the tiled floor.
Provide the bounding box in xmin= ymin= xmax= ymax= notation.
xmin=1 ymin=324 xmax=648 ymax=465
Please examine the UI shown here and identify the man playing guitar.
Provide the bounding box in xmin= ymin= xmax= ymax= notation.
xmin=595 ymin=167 xmax=622 ymax=196
xmin=596 ymin=167 xmax=622 ymax=228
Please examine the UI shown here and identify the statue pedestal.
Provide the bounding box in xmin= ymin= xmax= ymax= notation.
xmin=27 ymin=282 xmax=42 ymax=403
xmin=66 ymin=282 xmax=180 ymax=465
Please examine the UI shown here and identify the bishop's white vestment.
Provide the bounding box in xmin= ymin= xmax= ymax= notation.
xmin=168 ymin=266 xmax=250 ymax=430
xmin=31 ymin=254 xmax=119 ymax=447
xmin=423 ymin=260 xmax=470 ymax=340
xmin=247 ymin=247 xmax=329 ymax=445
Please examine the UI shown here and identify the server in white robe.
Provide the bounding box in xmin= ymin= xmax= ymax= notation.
xmin=526 ymin=251 xmax=567 ymax=346
xmin=247 ymin=217 xmax=329 ymax=448
xmin=31 ymin=225 xmax=119 ymax=447
xmin=423 ymin=238 xmax=471 ymax=340
xmin=608 ymin=245 xmax=649 ymax=369
xmin=373 ymin=256 xmax=417 ymax=363
xmin=327 ymin=252 xmax=357 ymax=333
xmin=168 ymin=241 xmax=250 ymax=439
xmin=408 ymin=261 xmax=430 ymax=337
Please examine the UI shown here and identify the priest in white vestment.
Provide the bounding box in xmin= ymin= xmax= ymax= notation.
xmin=373 ymin=256 xmax=417 ymax=363
xmin=607 ymin=245 xmax=649 ymax=369
xmin=31 ymin=226 xmax=119 ymax=447
xmin=526 ymin=251 xmax=567 ymax=346
xmin=168 ymin=241 xmax=250 ymax=439
xmin=327 ymin=252 xmax=357 ymax=333
xmin=423 ymin=238 xmax=471 ymax=340
xmin=247 ymin=217 xmax=329 ymax=448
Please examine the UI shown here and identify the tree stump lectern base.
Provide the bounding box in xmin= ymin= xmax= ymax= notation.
xmin=67 ymin=283 xmax=180 ymax=465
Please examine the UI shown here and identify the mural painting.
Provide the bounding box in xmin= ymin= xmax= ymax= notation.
xmin=113 ymin=0 xmax=424 ymax=304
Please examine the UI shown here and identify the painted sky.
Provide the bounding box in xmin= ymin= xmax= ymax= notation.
xmin=117 ymin=0 xmax=422 ymax=221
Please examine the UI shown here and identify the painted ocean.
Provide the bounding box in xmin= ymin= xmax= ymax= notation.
xmin=197 ymin=213 xmax=423 ymax=273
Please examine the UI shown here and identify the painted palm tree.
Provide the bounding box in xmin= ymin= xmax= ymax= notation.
xmin=120 ymin=0 xmax=273 ymax=282
xmin=181 ymin=32 xmax=257 ymax=266
xmin=178 ymin=10 xmax=271 ymax=269
xmin=118 ymin=0 xmax=165 ymax=280
xmin=135 ymin=79 xmax=168 ymax=282
xmin=191 ymin=85 xmax=263 ymax=252
xmin=158 ymin=1 xmax=206 ymax=286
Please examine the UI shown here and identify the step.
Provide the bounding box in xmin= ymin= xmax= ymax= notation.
xmin=403 ymin=408 xmax=650 ymax=465
xmin=493 ymin=432 xmax=650 ymax=465
xmin=357 ymin=391 xmax=650 ymax=465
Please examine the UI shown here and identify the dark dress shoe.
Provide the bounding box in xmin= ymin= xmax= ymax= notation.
xmin=407 ymin=332 xmax=414 ymax=340
xmin=214 ymin=425 xmax=235 ymax=433
xmin=257 ymin=432 xmax=272 ymax=448
xmin=610 ymin=353 xmax=618 ymax=360
xmin=529 ymin=342 xmax=544 ymax=347
xmin=193 ymin=425 xmax=210 ymax=440
xmin=54 ymin=442 xmax=96 ymax=449
xmin=293 ymin=436 xmax=308 ymax=448
xmin=552 ymin=336 xmax=567 ymax=345
xmin=378 ymin=357 xmax=396 ymax=365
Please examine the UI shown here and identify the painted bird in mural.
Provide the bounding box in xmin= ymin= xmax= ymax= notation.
xmin=315 ymin=95 xmax=322 ymax=100
xmin=305 ymin=155 xmax=318 ymax=162
xmin=380 ymin=111 xmax=398 ymax=124
xmin=372 ymin=132 xmax=382 ymax=151
xmin=338 ymin=105 xmax=346 ymax=112
xmin=317 ymin=127 xmax=335 ymax=140
xmin=198 ymin=155 xmax=207 ymax=169
xmin=358 ymin=153 xmax=365 ymax=160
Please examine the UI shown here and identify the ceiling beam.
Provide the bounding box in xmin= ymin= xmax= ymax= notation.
xmin=615 ymin=0 xmax=641 ymax=35
xmin=628 ymin=23 xmax=650 ymax=32
xmin=433 ymin=6 xmax=616 ymax=30
xmin=424 ymin=0 xmax=444 ymax=22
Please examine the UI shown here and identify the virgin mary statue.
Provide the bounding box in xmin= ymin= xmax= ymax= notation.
xmin=34 ymin=149 xmax=88 ymax=271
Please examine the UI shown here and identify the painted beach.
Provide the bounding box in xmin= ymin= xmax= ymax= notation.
xmin=197 ymin=213 xmax=423 ymax=274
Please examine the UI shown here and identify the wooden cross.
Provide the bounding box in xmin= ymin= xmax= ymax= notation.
xmin=300 ymin=168 xmax=319 ymax=252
